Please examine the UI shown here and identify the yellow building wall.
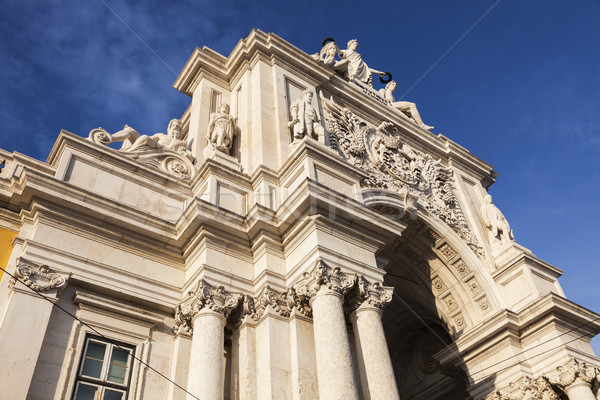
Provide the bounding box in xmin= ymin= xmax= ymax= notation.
xmin=0 ymin=228 xmax=17 ymax=281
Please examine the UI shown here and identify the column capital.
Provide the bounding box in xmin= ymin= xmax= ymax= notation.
xmin=485 ymin=376 xmax=559 ymax=400
xmin=11 ymin=257 xmax=70 ymax=298
xmin=546 ymin=358 xmax=596 ymax=390
xmin=295 ymin=260 xmax=356 ymax=302
xmin=173 ymin=279 xmax=240 ymax=335
xmin=346 ymin=275 xmax=394 ymax=314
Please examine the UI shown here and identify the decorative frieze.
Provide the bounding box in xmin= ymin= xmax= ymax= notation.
xmin=13 ymin=258 xmax=69 ymax=294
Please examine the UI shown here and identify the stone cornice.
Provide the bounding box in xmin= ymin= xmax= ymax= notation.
xmin=73 ymin=291 xmax=164 ymax=327
xmin=437 ymin=293 xmax=600 ymax=383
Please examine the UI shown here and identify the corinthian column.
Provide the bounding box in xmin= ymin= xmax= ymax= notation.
xmin=175 ymin=279 xmax=240 ymax=400
xmin=295 ymin=260 xmax=360 ymax=400
xmin=546 ymin=359 xmax=597 ymax=400
xmin=347 ymin=276 xmax=400 ymax=400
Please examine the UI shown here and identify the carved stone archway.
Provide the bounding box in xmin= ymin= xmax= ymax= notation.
xmin=365 ymin=194 xmax=501 ymax=399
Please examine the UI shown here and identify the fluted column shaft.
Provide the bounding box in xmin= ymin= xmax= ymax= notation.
xmin=187 ymin=308 xmax=226 ymax=400
xmin=311 ymin=287 xmax=360 ymax=400
xmin=350 ymin=304 xmax=400 ymax=400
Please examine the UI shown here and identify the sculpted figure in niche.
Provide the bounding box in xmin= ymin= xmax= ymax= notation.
xmin=288 ymin=90 xmax=324 ymax=142
xmin=481 ymin=194 xmax=514 ymax=245
xmin=207 ymin=103 xmax=236 ymax=153
xmin=380 ymin=81 xmax=434 ymax=130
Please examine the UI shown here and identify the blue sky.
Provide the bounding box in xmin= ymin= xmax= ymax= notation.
xmin=1 ymin=1 xmax=599 ymax=356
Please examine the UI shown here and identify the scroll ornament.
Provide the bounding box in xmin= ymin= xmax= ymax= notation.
xmin=14 ymin=259 xmax=69 ymax=294
xmin=321 ymin=95 xmax=483 ymax=256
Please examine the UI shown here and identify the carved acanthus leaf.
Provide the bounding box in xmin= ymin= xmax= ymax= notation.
xmin=321 ymin=95 xmax=483 ymax=257
xmin=346 ymin=275 xmax=394 ymax=313
xmin=484 ymin=376 xmax=559 ymax=400
xmin=546 ymin=358 xmax=596 ymax=389
xmin=294 ymin=260 xmax=356 ymax=301
xmin=173 ymin=279 xmax=240 ymax=334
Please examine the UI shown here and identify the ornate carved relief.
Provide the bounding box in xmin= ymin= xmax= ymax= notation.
xmin=467 ymin=278 xmax=483 ymax=296
xmin=485 ymin=376 xmax=559 ymax=400
xmin=13 ymin=258 xmax=69 ymax=294
xmin=321 ymin=96 xmax=483 ymax=257
xmin=442 ymin=294 xmax=459 ymax=313
xmin=477 ymin=297 xmax=491 ymax=315
xmin=88 ymin=118 xmax=196 ymax=180
xmin=452 ymin=259 xmax=472 ymax=279
xmin=431 ymin=276 xmax=448 ymax=295
xmin=294 ymin=260 xmax=356 ymax=300
xmin=173 ymin=279 xmax=240 ymax=334
xmin=438 ymin=243 xmax=458 ymax=261
xmin=288 ymin=90 xmax=325 ymax=144
xmin=546 ymin=358 xmax=596 ymax=390
xmin=346 ymin=275 xmax=394 ymax=313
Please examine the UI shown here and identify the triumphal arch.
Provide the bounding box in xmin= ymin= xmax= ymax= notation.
xmin=1 ymin=30 xmax=599 ymax=400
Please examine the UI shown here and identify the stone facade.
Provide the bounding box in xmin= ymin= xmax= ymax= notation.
xmin=0 ymin=30 xmax=598 ymax=400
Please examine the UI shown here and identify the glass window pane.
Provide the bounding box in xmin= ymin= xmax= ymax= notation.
xmin=103 ymin=388 xmax=125 ymax=400
xmin=81 ymin=342 xmax=106 ymax=378
xmin=74 ymin=383 xmax=98 ymax=400
xmin=107 ymin=347 xmax=130 ymax=384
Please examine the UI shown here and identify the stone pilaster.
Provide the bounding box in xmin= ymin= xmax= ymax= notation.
xmin=347 ymin=275 xmax=400 ymax=400
xmin=176 ymin=279 xmax=240 ymax=400
xmin=0 ymin=258 xmax=70 ymax=400
xmin=546 ymin=359 xmax=597 ymax=400
xmin=295 ymin=260 xmax=359 ymax=400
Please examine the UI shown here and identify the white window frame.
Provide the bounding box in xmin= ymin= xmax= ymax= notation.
xmin=72 ymin=335 xmax=135 ymax=400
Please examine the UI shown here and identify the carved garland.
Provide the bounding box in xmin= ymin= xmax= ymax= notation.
xmin=321 ymin=96 xmax=483 ymax=256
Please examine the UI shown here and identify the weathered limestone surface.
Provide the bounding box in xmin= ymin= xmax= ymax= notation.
xmin=0 ymin=30 xmax=598 ymax=400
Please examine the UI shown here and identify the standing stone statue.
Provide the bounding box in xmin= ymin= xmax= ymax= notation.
xmin=480 ymin=194 xmax=514 ymax=246
xmin=207 ymin=103 xmax=236 ymax=153
xmin=380 ymin=81 xmax=434 ymax=130
xmin=288 ymin=90 xmax=324 ymax=142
